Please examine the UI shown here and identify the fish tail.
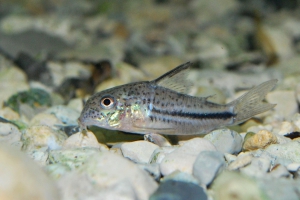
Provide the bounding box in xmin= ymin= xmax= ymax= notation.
xmin=229 ymin=79 xmax=277 ymax=125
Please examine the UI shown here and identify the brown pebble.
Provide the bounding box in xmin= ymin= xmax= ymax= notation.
xmin=243 ymin=130 xmax=277 ymax=151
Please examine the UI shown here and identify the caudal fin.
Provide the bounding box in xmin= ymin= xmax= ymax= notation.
xmin=229 ymin=79 xmax=277 ymax=125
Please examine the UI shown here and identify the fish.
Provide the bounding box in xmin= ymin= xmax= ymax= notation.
xmin=78 ymin=62 xmax=277 ymax=135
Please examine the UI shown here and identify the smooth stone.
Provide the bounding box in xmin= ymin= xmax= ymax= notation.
xmin=269 ymin=164 xmax=291 ymax=178
xmin=243 ymin=130 xmax=277 ymax=151
xmin=63 ymin=131 xmax=108 ymax=151
xmin=265 ymin=141 xmax=300 ymax=163
xmin=212 ymin=171 xmax=265 ymax=200
xmin=137 ymin=163 xmax=161 ymax=181
xmin=149 ymin=147 xmax=177 ymax=164
xmin=228 ymin=153 xmax=253 ymax=170
xmin=29 ymin=113 xmax=62 ymax=127
xmin=150 ymin=180 xmax=207 ymax=200
xmin=58 ymin=173 xmax=138 ymax=200
xmin=121 ymin=141 xmax=160 ymax=163
xmin=204 ymin=128 xmax=243 ymax=154
xmin=266 ymin=90 xmax=298 ymax=119
xmin=0 ymin=144 xmax=59 ymax=200
xmin=160 ymin=138 xmax=217 ymax=176
xmin=76 ymin=151 xmax=158 ymax=200
xmin=48 ymin=147 xmax=100 ymax=170
xmin=44 ymin=105 xmax=80 ymax=125
xmin=286 ymin=163 xmax=300 ymax=172
xmin=257 ymin=178 xmax=300 ymax=200
xmin=93 ymin=180 xmax=137 ymax=200
xmin=240 ymin=157 xmax=271 ymax=178
xmin=163 ymin=171 xmax=199 ymax=185
xmin=277 ymin=121 xmax=300 ymax=136
xmin=21 ymin=125 xmax=68 ymax=151
xmin=193 ymin=151 xmax=226 ymax=186
xmin=0 ymin=122 xmax=22 ymax=146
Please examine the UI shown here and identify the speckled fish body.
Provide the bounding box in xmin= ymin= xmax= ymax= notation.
xmin=78 ymin=62 xmax=277 ymax=135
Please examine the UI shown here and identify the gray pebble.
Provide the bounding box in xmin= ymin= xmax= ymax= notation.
xmin=45 ymin=105 xmax=80 ymax=125
xmin=257 ymin=178 xmax=300 ymax=200
xmin=240 ymin=157 xmax=271 ymax=178
xmin=137 ymin=163 xmax=161 ymax=181
xmin=265 ymin=141 xmax=300 ymax=163
xmin=193 ymin=151 xmax=226 ymax=186
xmin=77 ymin=151 xmax=158 ymax=200
xmin=150 ymin=180 xmax=207 ymax=200
xmin=204 ymin=128 xmax=243 ymax=154
xmin=121 ymin=141 xmax=159 ymax=163
xmin=269 ymin=165 xmax=291 ymax=178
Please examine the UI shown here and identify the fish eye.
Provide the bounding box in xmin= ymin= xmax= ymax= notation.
xmin=100 ymin=96 xmax=115 ymax=109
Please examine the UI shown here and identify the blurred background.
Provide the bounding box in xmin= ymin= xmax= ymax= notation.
xmin=0 ymin=0 xmax=300 ymax=113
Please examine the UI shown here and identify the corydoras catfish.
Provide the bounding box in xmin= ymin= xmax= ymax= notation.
xmin=78 ymin=62 xmax=277 ymax=135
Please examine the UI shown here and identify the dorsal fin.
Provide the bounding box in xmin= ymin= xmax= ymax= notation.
xmin=152 ymin=62 xmax=193 ymax=94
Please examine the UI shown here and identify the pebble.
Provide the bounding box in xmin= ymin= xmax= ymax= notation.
xmin=150 ymin=180 xmax=207 ymax=200
xmin=286 ymin=162 xmax=300 ymax=172
xmin=224 ymin=153 xmax=237 ymax=164
xmin=44 ymin=105 xmax=80 ymax=125
xmin=58 ymin=173 xmax=137 ymax=200
xmin=240 ymin=157 xmax=271 ymax=178
xmin=29 ymin=113 xmax=62 ymax=127
xmin=0 ymin=144 xmax=59 ymax=200
xmin=204 ymin=128 xmax=243 ymax=154
xmin=163 ymin=171 xmax=199 ymax=185
xmin=193 ymin=151 xmax=226 ymax=186
xmin=228 ymin=153 xmax=253 ymax=170
xmin=243 ymin=130 xmax=277 ymax=151
xmin=21 ymin=125 xmax=68 ymax=151
xmin=265 ymin=141 xmax=300 ymax=163
xmin=0 ymin=122 xmax=22 ymax=146
xmin=269 ymin=164 xmax=291 ymax=178
xmin=266 ymin=90 xmax=298 ymax=119
xmin=76 ymin=151 xmax=158 ymax=200
xmin=160 ymin=138 xmax=217 ymax=176
xmin=121 ymin=141 xmax=159 ymax=163
xmin=63 ymin=131 xmax=108 ymax=151
xmin=48 ymin=147 xmax=100 ymax=169
xmin=212 ymin=171 xmax=264 ymax=200
xmin=257 ymin=178 xmax=300 ymax=200
xmin=137 ymin=163 xmax=161 ymax=181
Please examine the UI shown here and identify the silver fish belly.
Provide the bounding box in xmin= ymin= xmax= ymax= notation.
xmin=78 ymin=62 xmax=277 ymax=135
